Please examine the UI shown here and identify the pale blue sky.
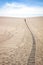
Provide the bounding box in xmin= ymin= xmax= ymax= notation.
xmin=0 ymin=0 xmax=43 ymax=6
xmin=0 ymin=0 xmax=43 ymax=17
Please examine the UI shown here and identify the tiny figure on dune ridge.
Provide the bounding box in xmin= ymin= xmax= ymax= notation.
xmin=24 ymin=19 xmax=26 ymax=22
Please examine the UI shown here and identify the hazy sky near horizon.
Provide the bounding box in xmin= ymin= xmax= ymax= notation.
xmin=0 ymin=0 xmax=43 ymax=17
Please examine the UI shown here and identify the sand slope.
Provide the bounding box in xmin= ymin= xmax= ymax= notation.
xmin=26 ymin=17 xmax=43 ymax=65
xmin=0 ymin=17 xmax=43 ymax=65
xmin=0 ymin=17 xmax=32 ymax=65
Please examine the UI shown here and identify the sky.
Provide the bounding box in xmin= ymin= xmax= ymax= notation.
xmin=0 ymin=0 xmax=43 ymax=17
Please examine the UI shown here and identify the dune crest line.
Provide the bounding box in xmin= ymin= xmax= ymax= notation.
xmin=24 ymin=19 xmax=36 ymax=65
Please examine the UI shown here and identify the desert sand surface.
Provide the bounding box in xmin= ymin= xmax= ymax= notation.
xmin=0 ymin=17 xmax=43 ymax=65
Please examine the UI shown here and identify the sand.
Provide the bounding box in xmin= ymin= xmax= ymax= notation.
xmin=26 ymin=17 xmax=43 ymax=65
xmin=0 ymin=17 xmax=43 ymax=65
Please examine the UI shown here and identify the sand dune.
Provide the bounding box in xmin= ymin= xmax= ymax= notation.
xmin=26 ymin=17 xmax=43 ymax=65
xmin=0 ymin=17 xmax=43 ymax=65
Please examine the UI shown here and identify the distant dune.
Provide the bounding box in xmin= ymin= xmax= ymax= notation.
xmin=0 ymin=16 xmax=43 ymax=65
